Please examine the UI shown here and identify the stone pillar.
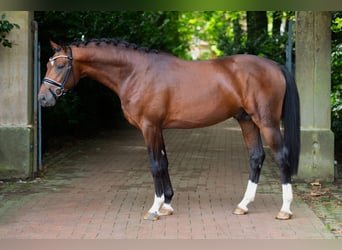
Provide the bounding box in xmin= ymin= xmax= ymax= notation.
xmin=295 ymin=11 xmax=334 ymax=182
xmin=0 ymin=11 xmax=34 ymax=179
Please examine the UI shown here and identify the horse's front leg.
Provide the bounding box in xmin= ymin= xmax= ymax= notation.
xmin=142 ymin=125 xmax=174 ymax=221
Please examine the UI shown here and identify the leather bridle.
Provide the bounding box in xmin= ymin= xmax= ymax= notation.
xmin=42 ymin=46 xmax=74 ymax=99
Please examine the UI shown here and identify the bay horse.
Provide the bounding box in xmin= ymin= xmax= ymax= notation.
xmin=38 ymin=39 xmax=300 ymax=221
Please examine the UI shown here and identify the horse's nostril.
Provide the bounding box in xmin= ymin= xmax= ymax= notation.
xmin=38 ymin=94 xmax=46 ymax=105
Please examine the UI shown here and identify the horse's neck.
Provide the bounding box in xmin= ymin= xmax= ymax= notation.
xmin=75 ymin=46 xmax=141 ymax=94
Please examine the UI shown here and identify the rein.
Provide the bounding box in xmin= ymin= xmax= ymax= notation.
xmin=43 ymin=46 xmax=74 ymax=98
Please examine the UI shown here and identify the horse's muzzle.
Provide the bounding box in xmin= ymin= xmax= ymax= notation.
xmin=38 ymin=91 xmax=56 ymax=107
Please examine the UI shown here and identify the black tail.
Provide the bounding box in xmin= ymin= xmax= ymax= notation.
xmin=280 ymin=66 xmax=300 ymax=176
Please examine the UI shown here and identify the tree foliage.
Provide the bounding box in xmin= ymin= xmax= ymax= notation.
xmin=176 ymin=11 xmax=294 ymax=63
xmin=0 ymin=13 xmax=20 ymax=48
xmin=217 ymin=11 xmax=295 ymax=64
xmin=331 ymin=11 xmax=342 ymax=147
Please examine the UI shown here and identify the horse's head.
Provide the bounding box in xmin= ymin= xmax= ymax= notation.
xmin=38 ymin=41 xmax=75 ymax=107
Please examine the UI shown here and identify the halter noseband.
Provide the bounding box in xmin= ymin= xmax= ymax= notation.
xmin=43 ymin=46 xmax=73 ymax=98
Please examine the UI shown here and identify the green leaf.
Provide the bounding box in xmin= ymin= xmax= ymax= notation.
xmin=0 ymin=13 xmax=20 ymax=48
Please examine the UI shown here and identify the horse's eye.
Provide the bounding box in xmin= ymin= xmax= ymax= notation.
xmin=56 ymin=63 xmax=65 ymax=69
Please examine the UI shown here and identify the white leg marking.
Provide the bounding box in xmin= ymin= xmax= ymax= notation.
xmin=280 ymin=184 xmax=293 ymax=214
xmin=148 ymin=194 xmax=165 ymax=214
xmin=237 ymin=180 xmax=258 ymax=211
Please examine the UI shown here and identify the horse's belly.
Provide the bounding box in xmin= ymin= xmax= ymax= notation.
xmin=163 ymin=101 xmax=238 ymax=129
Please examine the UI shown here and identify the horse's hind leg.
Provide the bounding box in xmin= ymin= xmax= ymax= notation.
xmin=233 ymin=116 xmax=265 ymax=215
xmin=141 ymin=125 xmax=174 ymax=221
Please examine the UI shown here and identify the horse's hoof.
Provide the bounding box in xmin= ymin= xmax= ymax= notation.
xmin=276 ymin=211 xmax=292 ymax=220
xmin=144 ymin=212 xmax=160 ymax=221
xmin=159 ymin=207 xmax=173 ymax=216
xmin=233 ymin=207 xmax=248 ymax=215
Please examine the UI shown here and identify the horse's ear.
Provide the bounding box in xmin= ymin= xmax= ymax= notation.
xmin=50 ymin=40 xmax=61 ymax=52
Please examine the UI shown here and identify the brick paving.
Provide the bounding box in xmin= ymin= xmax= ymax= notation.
xmin=0 ymin=119 xmax=337 ymax=239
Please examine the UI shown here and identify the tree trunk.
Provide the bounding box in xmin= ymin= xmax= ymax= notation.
xmin=272 ymin=11 xmax=283 ymax=36
xmin=246 ymin=11 xmax=268 ymax=54
xmin=246 ymin=11 xmax=268 ymax=42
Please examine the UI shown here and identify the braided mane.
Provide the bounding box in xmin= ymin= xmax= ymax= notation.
xmin=70 ymin=38 xmax=160 ymax=54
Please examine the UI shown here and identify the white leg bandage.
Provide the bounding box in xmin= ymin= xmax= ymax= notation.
xmin=280 ymin=184 xmax=293 ymax=214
